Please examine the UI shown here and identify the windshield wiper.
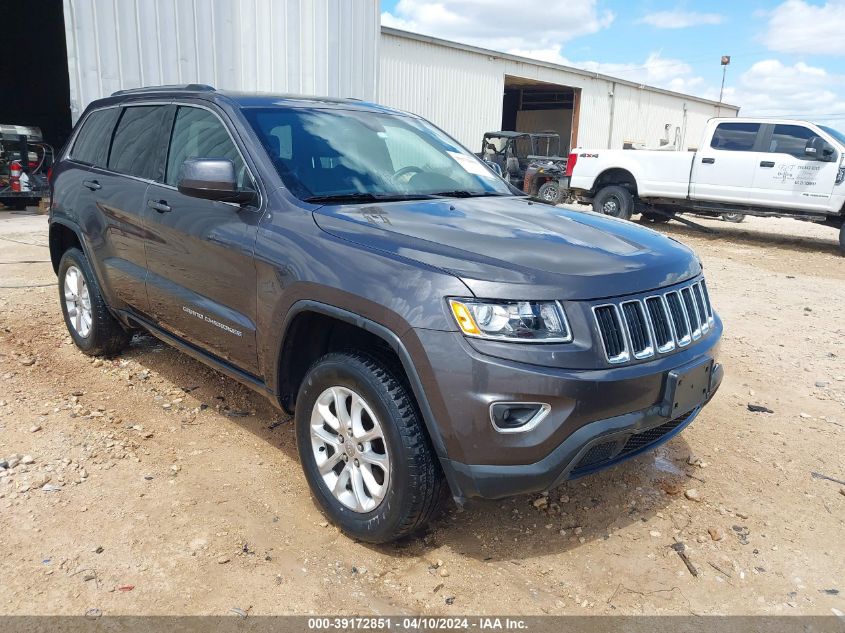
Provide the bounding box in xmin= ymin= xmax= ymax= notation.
xmin=429 ymin=190 xmax=509 ymax=198
xmin=304 ymin=192 xmax=438 ymax=204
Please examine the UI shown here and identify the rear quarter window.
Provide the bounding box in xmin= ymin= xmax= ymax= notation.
xmin=108 ymin=105 xmax=170 ymax=179
xmin=710 ymin=122 xmax=761 ymax=152
xmin=69 ymin=108 xmax=120 ymax=167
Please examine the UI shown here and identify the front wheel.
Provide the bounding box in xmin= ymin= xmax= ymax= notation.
xmin=537 ymin=181 xmax=562 ymax=205
xmin=58 ymin=248 xmax=130 ymax=356
xmin=593 ymin=185 xmax=634 ymax=220
xmin=295 ymin=351 xmax=445 ymax=543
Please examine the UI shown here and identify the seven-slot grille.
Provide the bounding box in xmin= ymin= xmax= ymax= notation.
xmin=593 ymin=279 xmax=714 ymax=364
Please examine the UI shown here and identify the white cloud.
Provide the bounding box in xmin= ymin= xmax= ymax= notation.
xmin=381 ymin=0 xmax=614 ymax=54
xmin=763 ymin=0 xmax=845 ymax=55
xmin=727 ymin=59 xmax=845 ymax=121
xmin=637 ymin=10 xmax=725 ymax=29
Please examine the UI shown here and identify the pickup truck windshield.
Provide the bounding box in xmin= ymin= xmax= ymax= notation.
xmin=820 ymin=125 xmax=845 ymax=146
xmin=243 ymin=107 xmax=513 ymax=202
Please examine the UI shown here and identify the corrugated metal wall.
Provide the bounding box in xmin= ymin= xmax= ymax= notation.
xmin=62 ymin=0 xmax=380 ymax=121
xmin=380 ymin=30 xmax=739 ymax=152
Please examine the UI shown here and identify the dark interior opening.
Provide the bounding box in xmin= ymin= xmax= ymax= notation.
xmin=0 ymin=0 xmax=72 ymax=152
xmin=501 ymin=76 xmax=579 ymax=154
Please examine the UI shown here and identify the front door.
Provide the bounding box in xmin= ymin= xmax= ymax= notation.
xmin=143 ymin=104 xmax=261 ymax=374
xmin=750 ymin=123 xmax=841 ymax=212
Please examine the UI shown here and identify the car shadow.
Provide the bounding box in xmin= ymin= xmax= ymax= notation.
xmin=120 ymin=333 xmax=699 ymax=562
xmin=645 ymin=216 xmax=841 ymax=256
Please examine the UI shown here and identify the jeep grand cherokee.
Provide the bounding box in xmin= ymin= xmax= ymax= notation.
xmin=48 ymin=85 xmax=723 ymax=543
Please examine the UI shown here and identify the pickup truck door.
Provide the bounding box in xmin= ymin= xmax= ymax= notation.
xmin=691 ymin=121 xmax=769 ymax=205
xmin=750 ymin=123 xmax=841 ymax=212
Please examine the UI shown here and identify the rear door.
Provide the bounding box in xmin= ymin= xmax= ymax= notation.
xmin=68 ymin=104 xmax=171 ymax=313
xmin=691 ymin=122 xmax=768 ymax=205
xmin=750 ymin=123 xmax=841 ymax=211
xmin=143 ymin=104 xmax=261 ymax=374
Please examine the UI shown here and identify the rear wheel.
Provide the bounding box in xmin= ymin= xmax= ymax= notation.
xmin=593 ymin=185 xmax=633 ymax=220
xmin=721 ymin=212 xmax=746 ymax=223
xmin=58 ymin=248 xmax=130 ymax=356
xmin=537 ymin=181 xmax=561 ymax=205
xmin=642 ymin=211 xmax=670 ymax=224
xmin=295 ymin=351 xmax=445 ymax=543
xmin=839 ymin=221 xmax=845 ymax=256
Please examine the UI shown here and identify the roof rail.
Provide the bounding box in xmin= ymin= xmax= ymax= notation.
xmin=111 ymin=84 xmax=216 ymax=97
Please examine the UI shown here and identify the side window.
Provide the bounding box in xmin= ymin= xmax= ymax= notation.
xmin=770 ymin=124 xmax=816 ymax=158
xmin=70 ymin=108 xmax=120 ymax=167
xmin=165 ymin=106 xmax=248 ymax=188
xmin=710 ymin=122 xmax=761 ymax=152
xmin=108 ymin=106 xmax=170 ymax=179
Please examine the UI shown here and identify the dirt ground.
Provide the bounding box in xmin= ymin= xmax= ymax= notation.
xmin=0 ymin=207 xmax=843 ymax=617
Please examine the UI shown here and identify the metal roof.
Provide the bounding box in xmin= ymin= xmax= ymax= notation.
xmin=382 ymin=27 xmax=740 ymax=111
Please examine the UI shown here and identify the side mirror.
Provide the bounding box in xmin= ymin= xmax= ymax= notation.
xmin=805 ymin=136 xmax=837 ymax=162
xmin=177 ymin=158 xmax=256 ymax=204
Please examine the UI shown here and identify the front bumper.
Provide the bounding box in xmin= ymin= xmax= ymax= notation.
xmin=404 ymin=319 xmax=722 ymax=501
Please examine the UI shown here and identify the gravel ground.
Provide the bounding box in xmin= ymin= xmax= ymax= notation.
xmin=0 ymin=207 xmax=843 ymax=617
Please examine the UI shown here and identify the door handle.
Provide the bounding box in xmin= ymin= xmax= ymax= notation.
xmin=147 ymin=199 xmax=171 ymax=213
xmin=82 ymin=179 xmax=101 ymax=191
xmin=701 ymin=157 xmax=715 ymax=164
xmin=760 ymin=161 xmax=775 ymax=168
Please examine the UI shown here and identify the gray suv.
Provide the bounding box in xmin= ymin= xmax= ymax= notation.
xmin=48 ymin=85 xmax=723 ymax=543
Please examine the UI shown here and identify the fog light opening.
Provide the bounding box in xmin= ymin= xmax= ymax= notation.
xmin=490 ymin=402 xmax=551 ymax=433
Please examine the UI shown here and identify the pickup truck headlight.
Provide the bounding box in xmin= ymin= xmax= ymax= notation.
xmin=448 ymin=298 xmax=572 ymax=343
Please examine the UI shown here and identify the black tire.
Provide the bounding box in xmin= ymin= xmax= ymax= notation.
xmin=58 ymin=247 xmax=130 ymax=357
xmin=593 ymin=185 xmax=633 ymax=220
xmin=0 ymin=198 xmax=27 ymax=211
xmin=642 ymin=211 xmax=670 ymax=224
xmin=295 ymin=351 xmax=445 ymax=543
xmin=839 ymin=221 xmax=845 ymax=256
xmin=721 ymin=212 xmax=746 ymax=223
xmin=537 ymin=181 xmax=561 ymax=205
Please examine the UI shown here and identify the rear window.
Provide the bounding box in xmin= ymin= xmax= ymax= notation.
xmin=710 ymin=122 xmax=761 ymax=152
xmin=108 ymin=105 xmax=170 ymax=179
xmin=70 ymin=108 xmax=120 ymax=167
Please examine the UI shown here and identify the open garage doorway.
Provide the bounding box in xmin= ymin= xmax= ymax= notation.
xmin=0 ymin=0 xmax=72 ymax=151
xmin=501 ymin=76 xmax=579 ymax=154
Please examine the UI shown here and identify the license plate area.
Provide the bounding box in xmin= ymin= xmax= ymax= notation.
xmin=664 ymin=359 xmax=713 ymax=417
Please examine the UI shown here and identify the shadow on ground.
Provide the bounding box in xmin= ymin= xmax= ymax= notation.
xmin=119 ymin=332 xmax=700 ymax=563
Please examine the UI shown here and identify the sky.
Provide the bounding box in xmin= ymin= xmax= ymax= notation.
xmin=380 ymin=0 xmax=845 ymax=125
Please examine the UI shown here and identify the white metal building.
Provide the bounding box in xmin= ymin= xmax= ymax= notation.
xmin=3 ymin=1 xmax=738 ymax=156
xmin=379 ymin=27 xmax=740 ymax=154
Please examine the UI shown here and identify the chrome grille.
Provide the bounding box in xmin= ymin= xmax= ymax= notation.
xmin=593 ymin=279 xmax=714 ymax=364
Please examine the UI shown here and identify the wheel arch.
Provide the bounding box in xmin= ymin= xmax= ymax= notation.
xmin=48 ymin=219 xmax=85 ymax=274
xmin=274 ymin=301 xmax=450 ymax=463
xmin=592 ymin=167 xmax=639 ymax=197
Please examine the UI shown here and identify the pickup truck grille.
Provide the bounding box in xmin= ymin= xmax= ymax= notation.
xmin=592 ymin=279 xmax=714 ymax=364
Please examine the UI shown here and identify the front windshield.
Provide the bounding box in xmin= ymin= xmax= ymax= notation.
xmin=243 ymin=107 xmax=514 ymax=201
xmin=820 ymin=125 xmax=845 ymax=146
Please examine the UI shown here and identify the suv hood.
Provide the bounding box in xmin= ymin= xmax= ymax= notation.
xmin=312 ymin=197 xmax=700 ymax=301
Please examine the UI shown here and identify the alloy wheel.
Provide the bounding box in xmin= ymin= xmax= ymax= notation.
xmin=64 ymin=265 xmax=92 ymax=338
xmin=310 ymin=386 xmax=390 ymax=513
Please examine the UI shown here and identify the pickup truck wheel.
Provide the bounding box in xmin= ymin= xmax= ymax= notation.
xmin=593 ymin=185 xmax=633 ymax=220
xmin=296 ymin=351 xmax=445 ymax=543
xmin=58 ymin=248 xmax=130 ymax=357
xmin=642 ymin=211 xmax=670 ymax=224
xmin=839 ymin=222 xmax=845 ymax=256
xmin=721 ymin=212 xmax=746 ymax=223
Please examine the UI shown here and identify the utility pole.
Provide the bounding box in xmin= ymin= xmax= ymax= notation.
xmin=719 ymin=55 xmax=731 ymax=103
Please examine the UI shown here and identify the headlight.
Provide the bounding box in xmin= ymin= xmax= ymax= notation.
xmin=448 ymin=298 xmax=572 ymax=343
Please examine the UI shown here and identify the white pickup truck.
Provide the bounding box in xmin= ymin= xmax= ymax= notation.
xmin=564 ymin=117 xmax=845 ymax=254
